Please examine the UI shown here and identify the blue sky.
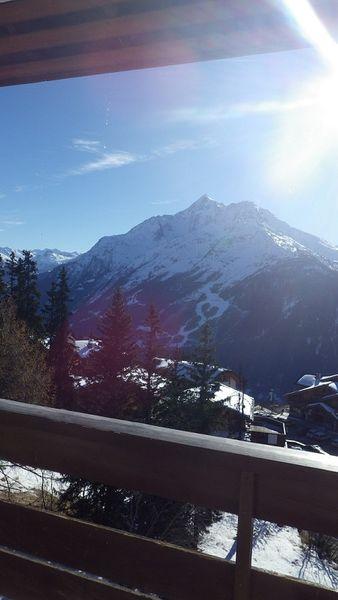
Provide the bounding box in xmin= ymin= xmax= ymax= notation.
xmin=1 ymin=45 xmax=338 ymax=252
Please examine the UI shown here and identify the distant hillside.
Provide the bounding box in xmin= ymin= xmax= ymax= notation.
xmin=0 ymin=247 xmax=79 ymax=273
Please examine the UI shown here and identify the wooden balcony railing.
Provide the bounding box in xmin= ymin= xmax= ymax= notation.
xmin=0 ymin=397 xmax=337 ymax=599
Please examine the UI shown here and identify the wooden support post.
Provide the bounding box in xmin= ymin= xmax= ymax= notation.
xmin=234 ymin=471 xmax=255 ymax=600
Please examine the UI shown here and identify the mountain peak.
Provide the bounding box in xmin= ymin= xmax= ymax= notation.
xmin=187 ymin=197 xmax=262 ymax=216
xmin=188 ymin=194 xmax=218 ymax=210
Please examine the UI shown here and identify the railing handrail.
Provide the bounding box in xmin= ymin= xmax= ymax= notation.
xmin=0 ymin=397 xmax=336 ymax=469
xmin=0 ymin=397 xmax=337 ymax=599
xmin=0 ymin=397 xmax=337 ymax=537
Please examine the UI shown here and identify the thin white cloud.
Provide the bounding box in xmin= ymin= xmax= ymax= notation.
xmin=69 ymin=137 xmax=141 ymax=175
xmin=14 ymin=185 xmax=25 ymax=193
xmin=2 ymin=219 xmax=25 ymax=226
xmin=68 ymin=135 xmax=213 ymax=177
xmin=168 ymin=98 xmax=314 ymax=124
xmin=153 ymin=138 xmax=216 ymax=156
xmin=70 ymin=151 xmax=140 ymax=175
xmin=72 ymin=138 xmax=102 ymax=153
xmin=0 ymin=193 xmax=6 ymax=200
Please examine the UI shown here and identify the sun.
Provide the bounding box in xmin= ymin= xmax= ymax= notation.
xmin=268 ymin=1 xmax=338 ymax=188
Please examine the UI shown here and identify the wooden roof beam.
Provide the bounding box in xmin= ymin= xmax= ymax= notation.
xmin=1 ymin=1 xmax=338 ymax=86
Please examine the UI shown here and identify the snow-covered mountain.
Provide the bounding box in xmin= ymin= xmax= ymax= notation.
xmin=42 ymin=196 xmax=338 ymax=398
xmin=0 ymin=247 xmax=79 ymax=273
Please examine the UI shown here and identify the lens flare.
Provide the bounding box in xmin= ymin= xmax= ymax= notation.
xmin=281 ymin=0 xmax=338 ymax=69
xmin=269 ymin=1 xmax=338 ymax=188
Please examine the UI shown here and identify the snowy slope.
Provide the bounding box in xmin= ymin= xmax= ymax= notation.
xmin=63 ymin=195 xmax=338 ymax=294
xmin=58 ymin=195 xmax=338 ymax=315
xmin=0 ymin=247 xmax=79 ymax=273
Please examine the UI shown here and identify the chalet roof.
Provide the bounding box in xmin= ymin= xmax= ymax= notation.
xmin=212 ymin=384 xmax=254 ymax=420
xmin=297 ymin=374 xmax=317 ymax=388
xmin=296 ymin=373 xmax=338 ymax=388
xmin=2 ymin=0 xmax=338 ymax=87
xmin=320 ymin=374 xmax=338 ymax=383
xmin=250 ymin=425 xmax=284 ymax=436
xmin=285 ymin=381 xmax=335 ymax=400
xmin=253 ymin=417 xmax=286 ymax=435
xmin=154 ymin=358 xmax=237 ymax=382
xmin=182 ymin=383 xmax=254 ymax=420
xmin=307 ymin=402 xmax=338 ymax=420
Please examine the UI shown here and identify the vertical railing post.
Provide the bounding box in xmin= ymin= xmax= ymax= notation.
xmin=234 ymin=471 xmax=255 ymax=600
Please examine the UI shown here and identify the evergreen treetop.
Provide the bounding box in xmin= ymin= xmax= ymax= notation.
xmin=45 ymin=267 xmax=76 ymax=409
xmin=7 ymin=251 xmax=17 ymax=297
xmin=0 ymin=256 xmax=6 ymax=299
xmin=45 ymin=279 xmax=58 ymax=341
xmin=95 ymin=287 xmax=136 ymax=382
xmin=142 ymin=303 xmax=163 ymax=421
xmin=56 ymin=266 xmax=70 ymax=324
xmin=188 ymin=322 xmax=221 ymax=434
xmin=45 ymin=267 xmax=70 ymax=342
xmin=14 ymin=250 xmax=41 ymax=336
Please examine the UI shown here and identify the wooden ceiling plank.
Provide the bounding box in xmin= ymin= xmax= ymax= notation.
xmin=1 ymin=1 xmax=338 ymax=87
xmin=0 ymin=2 xmax=232 ymax=56
xmin=0 ymin=0 xmax=277 ymax=28
xmin=0 ymin=0 xmax=132 ymax=26
xmin=0 ymin=29 xmax=303 ymax=87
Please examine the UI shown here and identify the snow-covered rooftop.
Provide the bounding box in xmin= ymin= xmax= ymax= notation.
xmin=182 ymin=383 xmax=254 ymax=419
xmin=212 ymin=383 xmax=254 ymax=419
xmin=297 ymin=374 xmax=317 ymax=388
xmin=296 ymin=373 xmax=338 ymax=393
xmin=154 ymin=357 xmax=235 ymax=381
xmin=288 ymin=379 xmax=335 ymax=397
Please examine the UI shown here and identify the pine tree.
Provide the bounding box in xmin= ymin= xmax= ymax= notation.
xmin=152 ymin=350 xmax=188 ymax=430
xmin=142 ymin=304 xmax=162 ymax=422
xmin=46 ymin=268 xmax=76 ymax=409
xmin=23 ymin=250 xmax=41 ymax=334
xmin=44 ymin=280 xmax=58 ymax=341
xmin=14 ymin=251 xmax=41 ymax=336
xmin=189 ymin=323 xmax=221 ymax=434
xmin=49 ymin=321 xmax=77 ymax=409
xmin=60 ymin=309 xmax=221 ymax=552
xmin=56 ymin=266 xmax=69 ymax=325
xmin=59 ymin=289 xmax=142 ymax=535
xmin=87 ymin=288 xmax=137 ymax=417
xmin=14 ymin=256 xmax=25 ymax=319
xmin=7 ymin=251 xmax=17 ymax=297
xmin=0 ymin=256 xmax=6 ymax=299
xmin=45 ymin=266 xmax=71 ymax=342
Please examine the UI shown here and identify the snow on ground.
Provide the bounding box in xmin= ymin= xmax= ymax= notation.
xmin=75 ymin=339 xmax=99 ymax=358
xmin=0 ymin=462 xmax=63 ymax=497
xmin=194 ymin=284 xmax=231 ymax=324
xmin=200 ymin=512 xmax=338 ymax=590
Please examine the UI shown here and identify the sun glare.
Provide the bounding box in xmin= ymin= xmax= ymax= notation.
xmin=281 ymin=0 xmax=338 ymax=69
xmin=269 ymin=1 xmax=338 ymax=188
